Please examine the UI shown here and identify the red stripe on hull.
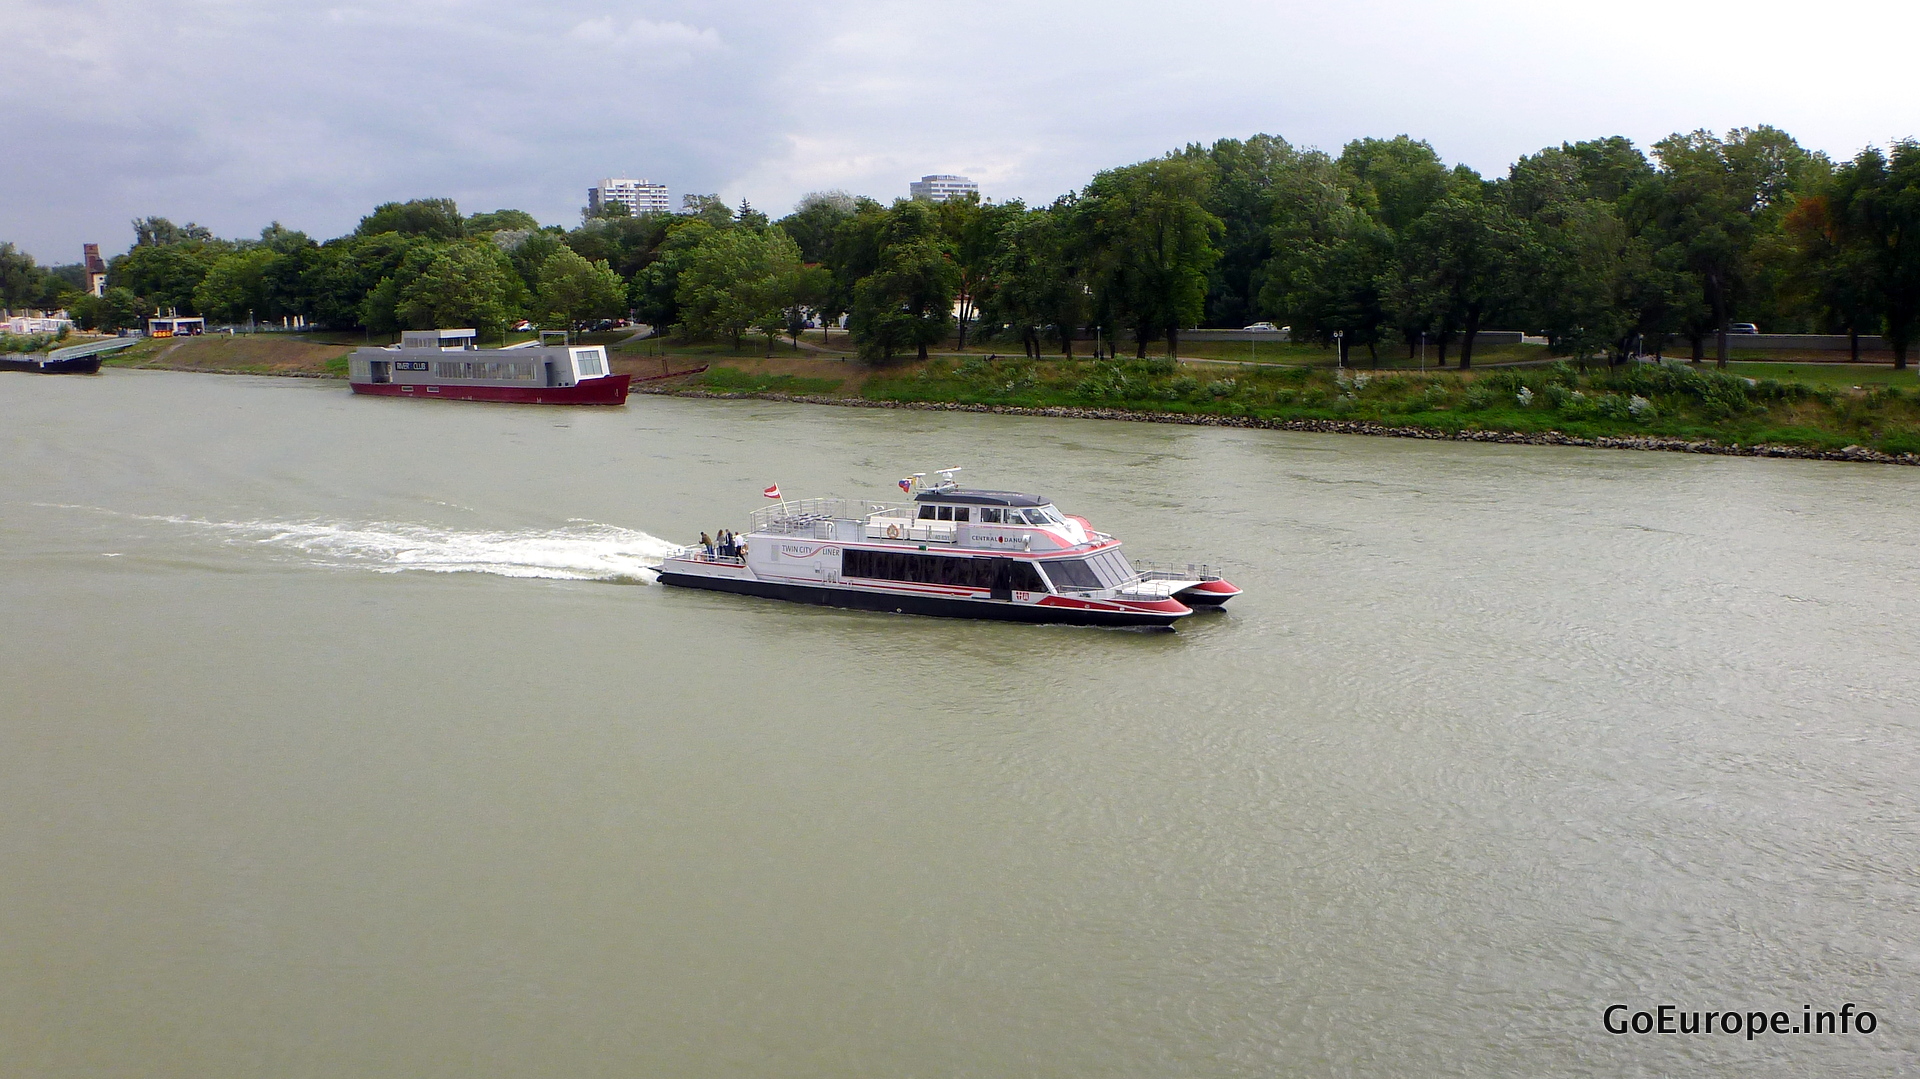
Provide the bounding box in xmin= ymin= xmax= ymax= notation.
xmin=351 ymin=374 xmax=631 ymax=405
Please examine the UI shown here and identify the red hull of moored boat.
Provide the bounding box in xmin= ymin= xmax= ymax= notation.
xmin=351 ymin=374 xmax=632 ymax=405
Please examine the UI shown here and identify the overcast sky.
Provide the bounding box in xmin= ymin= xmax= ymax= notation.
xmin=6 ymin=0 xmax=1917 ymax=262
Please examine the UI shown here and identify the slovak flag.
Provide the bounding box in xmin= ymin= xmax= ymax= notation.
xmin=898 ymin=477 xmax=913 ymax=493
xmin=763 ymin=484 xmax=782 ymax=500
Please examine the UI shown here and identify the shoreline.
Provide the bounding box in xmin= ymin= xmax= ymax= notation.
xmin=642 ymin=386 xmax=1920 ymax=467
xmin=97 ymin=358 xmax=1920 ymax=467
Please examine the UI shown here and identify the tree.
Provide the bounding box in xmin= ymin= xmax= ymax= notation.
xmin=985 ymin=202 xmax=1087 ymax=358
xmin=0 ymin=242 xmax=50 ymax=310
xmin=467 ymin=209 xmax=541 ymax=234
xmin=934 ymin=192 xmax=1019 ymax=349
xmin=1391 ymin=192 xmax=1531 ymax=368
xmin=192 ymin=248 xmax=282 ymax=324
xmin=535 ymin=248 xmax=625 ymax=334
xmin=675 ymin=227 xmax=803 ymax=351
xmin=1815 ymin=143 xmax=1920 ymax=370
xmin=1077 ymin=156 xmax=1222 ymax=357
xmin=110 ymin=243 xmax=222 ymax=314
xmin=1783 ymin=188 xmax=1881 ymax=362
xmin=788 ymin=265 xmax=833 ymax=349
xmin=394 ymin=242 xmax=521 ymax=334
xmin=1878 ymin=141 xmax=1920 ymax=369
xmin=1637 ymin=127 xmax=1818 ymax=365
xmin=846 ymin=200 xmax=959 ymax=361
xmin=1189 ymin=133 xmax=1300 ymax=327
xmin=820 ymin=198 xmax=891 ymax=346
xmin=735 ymin=199 xmax=770 ymax=232
xmin=777 ymin=191 xmax=859 ymax=263
xmin=633 ymin=219 xmax=718 ymax=331
xmin=679 ymin=194 xmax=735 ymax=228
xmin=1338 ymin=136 xmax=1453 ymax=234
xmin=356 ymin=198 xmax=467 ymax=240
xmin=132 ymin=217 xmax=213 ymax=247
xmin=68 ymin=287 xmax=151 ymax=332
xmin=1258 ymin=151 xmax=1394 ymax=356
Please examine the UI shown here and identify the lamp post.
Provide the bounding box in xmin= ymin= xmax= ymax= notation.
xmin=1333 ymin=330 xmax=1344 ymax=372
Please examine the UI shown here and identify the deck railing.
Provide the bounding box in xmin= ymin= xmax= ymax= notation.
xmin=1132 ymin=559 xmax=1220 ymax=582
xmin=667 ymin=544 xmax=746 ymax=566
xmin=749 ymin=497 xmax=911 ymax=534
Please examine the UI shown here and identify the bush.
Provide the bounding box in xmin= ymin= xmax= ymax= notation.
xmin=1207 ymin=378 xmax=1237 ymax=398
xmin=1480 ymin=369 xmax=1525 ymax=393
xmin=1073 ymin=364 xmax=1129 ymax=400
xmin=954 ymin=356 xmax=991 ymax=382
xmin=1593 ymin=393 xmax=1632 ymax=420
xmin=1462 ymin=382 xmax=1504 ymax=410
xmin=1167 ymin=374 xmax=1200 ymax=399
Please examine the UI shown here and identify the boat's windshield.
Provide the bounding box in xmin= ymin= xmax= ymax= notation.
xmin=1018 ymin=506 xmax=1065 ymax=526
xmin=1040 ymin=548 xmax=1137 ymax=593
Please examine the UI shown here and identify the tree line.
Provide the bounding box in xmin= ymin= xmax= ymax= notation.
xmin=3 ymin=126 xmax=1916 ymax=368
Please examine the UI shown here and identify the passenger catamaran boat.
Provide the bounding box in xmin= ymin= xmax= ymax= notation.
xmin=656 ymin=470 xmax=1240 ymax=629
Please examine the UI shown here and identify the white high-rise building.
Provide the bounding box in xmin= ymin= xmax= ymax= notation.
xmin=588 ymin=178 xmax=672 ymax=216
xmin=909 ymin=174 xmax=978 ymax=203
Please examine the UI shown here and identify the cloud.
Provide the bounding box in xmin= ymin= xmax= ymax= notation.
xmin=567 ymin=15 xmax=722 ymax=54
xmin=4 ymin=0 xmax=1918 ymax=262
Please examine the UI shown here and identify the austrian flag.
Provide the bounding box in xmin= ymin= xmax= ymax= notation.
xmin=763 ymin=484 xmax=782 ymax=500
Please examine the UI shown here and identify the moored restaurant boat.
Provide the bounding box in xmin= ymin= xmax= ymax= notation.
xmin=656 ymin=470 xmax=1241 ymax=629
xmin=348 ymin=329 xmax=631 ymax=404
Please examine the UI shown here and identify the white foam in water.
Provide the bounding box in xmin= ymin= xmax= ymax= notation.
xmin=46 ymin=505 xmax=681 ymax=583
xmin=230 ymin=518 xmax=682 ymax=582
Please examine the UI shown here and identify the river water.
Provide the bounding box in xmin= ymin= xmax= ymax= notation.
xmin=4 ymin=370 xmax=1917 ymax=1077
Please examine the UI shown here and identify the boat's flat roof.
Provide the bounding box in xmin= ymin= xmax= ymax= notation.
xmin=913 ymin=488 xmax=1049 ymax=507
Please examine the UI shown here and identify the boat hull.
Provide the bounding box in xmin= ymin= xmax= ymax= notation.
xmin=1175 ymin=579 xmax=1241 ymax=606
xmin=657 ymin=571 xmax=1190 ymax=629
xmin=0 ymin=356 xmax=101 ymax=374
xmin=350 ymin=374 xmax=631 ymax=405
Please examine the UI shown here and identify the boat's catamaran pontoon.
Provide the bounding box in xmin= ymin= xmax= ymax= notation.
xmin=656 ymin=471 xmax=1240 ymax=629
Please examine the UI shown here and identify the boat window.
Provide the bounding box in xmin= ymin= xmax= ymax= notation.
xmin=919 ymin=505 xmax=936 ymax=520
xmin=954 ymin=507 xmax=970 ymax=522
xmin=1035 ymin=506 xmax=1065 ymax=526
xmin=1008 ymin=560 xmax=1045 ymax=592
xmin=981 ymin=508 xmax=1001 ymax=524
xmin=938 ymin=506 xmax=953 ymax=521
xmin=1042 ymin=558 xmax=1103 ymax=592
xmin=1088 ymin=549 xmax=1137 ymax=586
xmin=844 ymin=548 xmax=1015 ymax=591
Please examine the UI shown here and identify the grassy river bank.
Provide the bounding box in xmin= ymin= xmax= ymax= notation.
xmin=95 ymin=332 xmax=1920 ymax=465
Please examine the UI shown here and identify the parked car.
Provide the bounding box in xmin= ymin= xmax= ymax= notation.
xmin=1729 ymin=323 xmax=1759 ymax=334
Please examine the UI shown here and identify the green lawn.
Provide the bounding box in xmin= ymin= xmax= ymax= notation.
xmin=1723 ymin=361 xmax=1916 ymax=390
xmin=846 ymin=355 xmax=1920 ymax=456
xmin=697 ymin=366 xmax=845 ymax=395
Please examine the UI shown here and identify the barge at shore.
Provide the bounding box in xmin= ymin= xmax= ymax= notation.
xmin=348 ymin=329 xmax=631 ymax=405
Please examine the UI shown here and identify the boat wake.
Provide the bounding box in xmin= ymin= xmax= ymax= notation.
xmin=42 ymin=504 xmax=679 ymax=583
